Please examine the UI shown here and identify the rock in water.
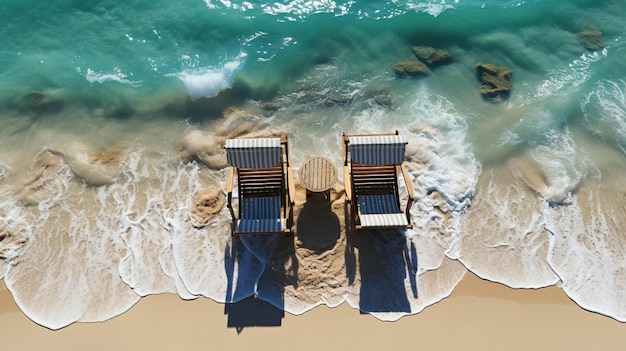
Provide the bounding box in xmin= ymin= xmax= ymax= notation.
xmin=577 ymin=29 xmax=605 ymax=51
xmin=476 ymin=63 xmax=512 ymax=102
xmin=392 ymin=61 xmax=428 ymax=77
xmin=412 ymin=46 xmax=453 ymax=66
xmin=367 ymin=89 xmax=392 ymax=107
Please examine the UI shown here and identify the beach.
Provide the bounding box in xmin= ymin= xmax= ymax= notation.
xmin=2 ymin=0 xmax=626 ymax=343
xmin=2 ymin=274 xmax=626 ymax=350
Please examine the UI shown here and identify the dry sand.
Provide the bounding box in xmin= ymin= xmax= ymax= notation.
xmin=2 ymin=273 xmax=625 ymax=350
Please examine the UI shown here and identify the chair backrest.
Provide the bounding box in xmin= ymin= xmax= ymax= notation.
xmin=347 ymin=135 xmax=407 ymax=166
xmin=225 ymin=138 xmax=282 ymax=169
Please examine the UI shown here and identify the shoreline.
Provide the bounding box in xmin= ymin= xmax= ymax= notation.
xmin=2 ymin=272 xmax=625 ymax=350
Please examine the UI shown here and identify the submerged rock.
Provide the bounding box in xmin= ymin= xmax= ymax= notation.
xmin=294 ymin=84 xmax=313 ymax=93
xmin=367 ymin=89 xmax=393 ymax=107
xmin=476 ymin=63 xmax=512 ymax=102
xmin=392 ymin=61 xmax=428 ymax=78
xmin=324 ymin=95 xmax=352 ymax=106
xmin=577 ymin=28 xmax=605 ymax=51
xmin=261 ymin=101 xmax=281 ymax=111
xmin=412 ymin=46 xmax=453 ymax=66
xmin=190 ymin=186 xmax=226 ymax=228
xmin=17 ymin=91 xmax=64 ymax=115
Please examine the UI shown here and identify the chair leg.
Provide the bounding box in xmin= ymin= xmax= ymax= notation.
xmin=230 ymin=220 xmax=237 ymax=236
xmin=345 ymin=199 xmax=356 ymax=233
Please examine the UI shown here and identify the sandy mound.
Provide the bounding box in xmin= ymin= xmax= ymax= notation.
xmin=17 ymin=150 xmax=65 ymax=206
xmin=180 ymin=107 xmax=286 ymax=170
xmin=179 ymin=131 xmax=228 ymax=170
xmin=51 ymin=143 xmax=126 ymax=186
xmin=190 ymin=186 xmax=226 ymax=228
xmin=0 ymin=227 xmax=29 ymax=262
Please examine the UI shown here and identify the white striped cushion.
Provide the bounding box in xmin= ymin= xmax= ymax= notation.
xmin=359 ymin=213 xmax=408 ymax=228
xmin=349 ymin=135 xmax=406 ymax=165
xmin=226 ymin=138 xmax=281 ymax=169
xmin=237 ymin=219 xmax=285 ymax=233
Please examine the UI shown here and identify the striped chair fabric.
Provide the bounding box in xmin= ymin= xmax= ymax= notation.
xmin=237 ymin=196 xmax=284 ymax=233
xmin=241 ymin=196 xmax=281 ymax=219
xmin=237 ymin=219 xmax=285 ymax=233
xmin=357 ymin=193 xmax=400 ymax=215
xmin=348 ymin=135 xmax=406 ymax=165
xmin=226 ymin=138 xmax=282 ymax=169
xmin=359 ymin=214 xmax=408 ymax=228
xmin=357 ymin=193 xmax=407 ymax=228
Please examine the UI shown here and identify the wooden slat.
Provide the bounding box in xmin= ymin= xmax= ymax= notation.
xmin=298 ymin=156 xmax=337 ymax=192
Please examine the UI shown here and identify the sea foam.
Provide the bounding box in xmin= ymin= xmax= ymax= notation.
xmin=177 ymin=57 xmax=244 ymax=100
xmin=544 ymin=183 xmax=626 ymax=322
xmin=582 ymin=79 xmax=626 ymax=154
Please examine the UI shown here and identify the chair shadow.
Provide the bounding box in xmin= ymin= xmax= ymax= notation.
xmin=296 ymin=193 xmax=341 ymax=253
xmin=224 ymin=235 xmax=290 ymax=333
xmin=405 ymin=240 xmax=418 ymax=299
xmin=346 ymin=228 xmax=418 ymax=314
xmin=224 ymin=296 xmax=284 ymax=333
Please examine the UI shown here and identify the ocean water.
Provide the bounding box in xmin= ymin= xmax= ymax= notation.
xmin=1 ymin=0 xmax=625 ymax=329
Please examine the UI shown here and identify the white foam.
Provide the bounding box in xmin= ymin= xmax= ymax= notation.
xmin=454 ymin=125 xmax=588 ymax=288
xmin=535 ymin=50 xmax=607 ymax=100
xmin=176 ymin=57 xmax=244 ymax=99
xmin=0 ymin=195 xmax=32 ymax=266
xmin=115 ymin=150 xmax=223 ymax=300
xmin=529 ymin=129 xmax=587 ymax=205
xmin=408 ymin=1 xmax=456 ymax=17
xmin=77 ymin=66 xmax=140 ymax=85
xmin=346 ymin=256 xmax=467 ymax=321
xmin=582 ymin=79 xmax=626 ymax=154
xmin=171 ymin=220 xmax=266 ymax=303
xmin=388 ymin=91 xmax=480 ymax=278
xmin=3 ymin=159 xmax=141 ymax=329
xmin=544 ymin=183 xmax=626 ymax=322
xmin=0 ymin=261 xmax=8 ymax=280
xmin=0 ymin=163 xmax=7 ymax=180
xmin=455 ymin=167 xmax=560 ymax=288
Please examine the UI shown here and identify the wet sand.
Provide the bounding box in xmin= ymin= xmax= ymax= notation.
xmin=2 ymin=273 xmax=625 ymax=350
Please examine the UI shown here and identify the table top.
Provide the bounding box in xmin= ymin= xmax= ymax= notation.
xmin=298 ymin=156 xmax=338 ymax=192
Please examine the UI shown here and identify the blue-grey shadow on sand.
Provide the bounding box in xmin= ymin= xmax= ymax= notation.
xmin=224 ymin=296 xmax=284 ymax=332
xmin=296 ymin=193 xmax=341 ymax=253
xmin=224 ymin=235 xmax=286 ymax=333
xmin=346 ymin=228 xmax=419 ymax=314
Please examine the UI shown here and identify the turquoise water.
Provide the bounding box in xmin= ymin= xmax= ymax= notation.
xmin=1 ymin=0 xmax=626 ymax=329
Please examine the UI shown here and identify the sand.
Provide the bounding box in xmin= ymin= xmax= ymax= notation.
xmin=1 ymin=129 xmax=625 ymax=348
xmin=1 ymin=273 xmax=625 ymax=350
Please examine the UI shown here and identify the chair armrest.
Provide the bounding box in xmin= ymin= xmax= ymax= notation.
xmin=343 ymin=165 xmax=352 ymax=202
xmin=286 ymin=167 xmax=296 ymax=205
xmin=226 ymin=167 xmax=236 ymax=219
xmin=399 ymin=163 xmax=413 ymax=228
xmin=399 ymin=163 xmax=414 ymax=201
xmin=226 ymin=167 xmax=234 ymax=199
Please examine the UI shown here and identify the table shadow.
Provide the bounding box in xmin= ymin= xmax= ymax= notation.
xmin=296 ymin=193 xmax=341 ymax=253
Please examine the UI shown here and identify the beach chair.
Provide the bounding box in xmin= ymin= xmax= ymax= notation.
xmin=225 ymin=136 xmax=295 ymax=235
xmin=342 ymin=131 xmax=414 ymax=231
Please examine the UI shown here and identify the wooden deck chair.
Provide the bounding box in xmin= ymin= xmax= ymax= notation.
xmin=342 ymin=131 xmax=414 ymax=231
xmin=225 ymin=136 xmax=295 ymax=235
